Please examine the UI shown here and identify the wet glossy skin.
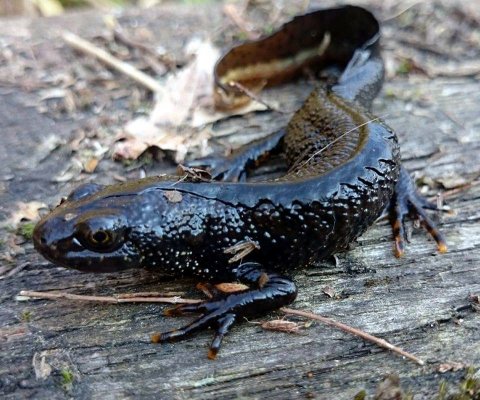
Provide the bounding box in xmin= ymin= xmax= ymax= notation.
xmin=35 ymin=121 xmax=397 ymax=277
xmin=33 ymin=6 xmax=446 ymax=359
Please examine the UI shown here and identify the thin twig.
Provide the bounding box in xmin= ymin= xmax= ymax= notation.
xmin=1 ymin=262 xmax=30 ymax=279
xmin=441 ymin=180 xmax=480 ymax=199
xmin=62 ymin=31 xmax=164 ymax=94
xmin=116 ymin=291 xmax=185 ymax=299
xmin=281 ymin=307 xmax=424 ymax=366
xmin=17 ymin=289 xmax=424 ymax=365
xmin=229 ymin=81 xmax=288 ymax=114
xmin=18 ymin=290 xmax=200 ymax=304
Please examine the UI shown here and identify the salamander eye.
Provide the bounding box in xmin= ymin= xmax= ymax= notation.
xmin=89 ymin=230 xmax=112 ymax=245
xmin=77 ymin=225 xmax=124 ymax=253
xmin=74 ymin=214 xmax=126 ymax=253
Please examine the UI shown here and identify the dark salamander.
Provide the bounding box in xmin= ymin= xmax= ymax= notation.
xmin=33 ymin=6 xmax=447 ymax=359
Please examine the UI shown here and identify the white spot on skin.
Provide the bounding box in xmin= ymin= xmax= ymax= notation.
xmin=64 ymin=213 xmax=77 ymax=221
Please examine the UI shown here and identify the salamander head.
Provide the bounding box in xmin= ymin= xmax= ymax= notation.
xmin=33 ymin=183 xmax=142 ymax=272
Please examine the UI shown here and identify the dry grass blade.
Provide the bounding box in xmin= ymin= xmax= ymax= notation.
xmin=223 ymin=240 xmax=260 ymax=263
xmin=290 ymin=116 xmax=383 ymax=172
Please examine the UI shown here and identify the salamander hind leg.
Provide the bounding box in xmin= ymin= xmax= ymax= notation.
xmin=389 ymin=167 xmax=448 ymax=257
xmin=151 ymin=262 xmax=297 ymax=359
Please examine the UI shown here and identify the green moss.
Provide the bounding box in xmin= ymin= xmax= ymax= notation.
xmin=121 ymin=158 xmax=134 ymax=167
xmin=438 ymin=381 xmax=449 ymax=399
xmin=353 ymin=390 xmax=366 ymax=400
xmin=234 ymin=32 xmax=250 ymax=41
xmin=61 ymin=369 xmax=74 ymax=383
xmin=20 ymin=310 xmax=32 ymax=322
xmin=457 ymin=369 xmax=480 ymax=399
xmin=438 ymin=368 xmax=480 ymax=400
xmin=384 ymin=88 xmax=398 ymax=99
xmin=60 ymin=368 xmax=74 ymax=390
xmin=17 ymin=222 xmax=36 ymax=240
xmin=263 ymin=25 xmax=275 ymax=35
xmin=396 ymin=59 xmax=413 ymax=75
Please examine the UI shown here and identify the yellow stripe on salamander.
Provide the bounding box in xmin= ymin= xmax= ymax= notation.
xmin=219 ymin=32 xmax=331 ymax=85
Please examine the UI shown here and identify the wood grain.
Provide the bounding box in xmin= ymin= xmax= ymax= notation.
xmin=0 ymin=1 xmax=479 ymax=399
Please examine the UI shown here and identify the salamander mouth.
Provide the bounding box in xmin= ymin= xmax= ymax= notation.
xmin=33 ymin=221 xmax=140 ymax=272
xmin=37 ymin=246 xmax=141 ymax=272
xmin=33 ymin=205 xmax=142 ymax=272
xmin=64 ymin=243 xmax=141 ymax=271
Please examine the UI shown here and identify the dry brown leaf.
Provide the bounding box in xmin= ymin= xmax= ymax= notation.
xmin=215 ymin=283 xmax=249 ymax=293
xmin=374 ymin=374 xmax=403 ymax=400
xmin=470 ymin=294 xmax=480 ymax=303
xmin=83 ymin=158 xmax=99 ymax=173
xmin=322 ymin=286 xmax=337 ymax=298
xmin=470 ymin=294 xmax=480 ymax=312
xmin=176 ymin=165 xmax=212 ymax=182
xmin=5 ymin=235 xmax=25 ymax=257
xmin=261 ymin=320 xmax=303 ymax=334
xmin=152 ymin=38 xmax=219 ymax=126
xmin=5 ymin=201 xmax=47 ymax=227
xmin=115 ymin=38 xmax=267 ymax=162
xmin=191 ymin=101 xmax=267 ymax=128
xmin=32 ymin=353 xmax=53 ymax=380
xmin=437 ymin=362 xmax=466 ymax=373
xmin=113 ymin=117 xmax=188 ymax=161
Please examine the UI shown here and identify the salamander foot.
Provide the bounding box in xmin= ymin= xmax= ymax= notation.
xmin=151 ymin=263 xmax=297 ymax=359
xmin=389 ymin=167 xmax=447 ymax=257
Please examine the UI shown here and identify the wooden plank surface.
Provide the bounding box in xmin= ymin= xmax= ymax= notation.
xmin=0 ymin=1 xmax=479 ymax=399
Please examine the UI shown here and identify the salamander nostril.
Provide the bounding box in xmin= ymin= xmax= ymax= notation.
xmin=40 ymin=236 xmax=47 ymax=245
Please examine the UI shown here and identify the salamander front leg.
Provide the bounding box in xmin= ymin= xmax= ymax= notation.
xmin=186 ymin=129 xmax=285 ymax=182
xmin=151 ymin=262 xmax=297 ymax=359
xmin=389 ymin=167 xmax=447 ymax=257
